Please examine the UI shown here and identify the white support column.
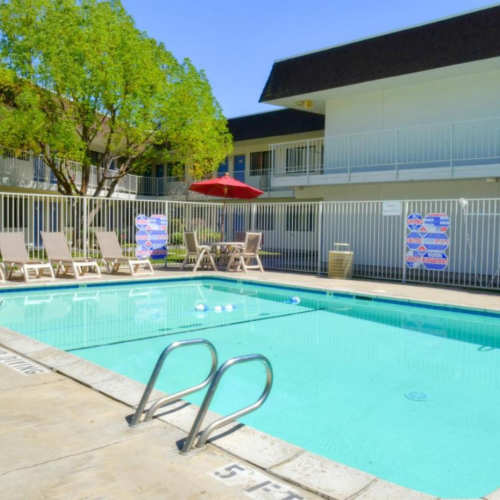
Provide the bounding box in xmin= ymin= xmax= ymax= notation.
xmin=250 ymin=203 xmax=257 ymax=232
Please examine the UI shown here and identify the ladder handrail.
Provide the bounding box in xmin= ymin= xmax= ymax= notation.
xmin=181 ymin=353 xmax=273 ymax=454
xmin=129 ymin=338 xmax=218 ymax=428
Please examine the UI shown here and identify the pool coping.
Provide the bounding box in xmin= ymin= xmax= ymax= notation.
xmin=0 ymin=273 xmax=499 ymax=500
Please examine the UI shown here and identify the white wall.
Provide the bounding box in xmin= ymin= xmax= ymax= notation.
xmin=325 ymin=68 xmax=500 ymax=137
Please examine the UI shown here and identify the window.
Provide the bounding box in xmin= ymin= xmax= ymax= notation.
xmin=256 ymin=206 xmax=274 ymax=231
xmin=285 ymin=145 xmax=323 ymax=174
xmin=286 ymin=206 xmax=314 ymax=232
xmin=90 ymin=151 xmax=101 ymax=166
xmin=250 ymin=151 xmax=270 ymax=176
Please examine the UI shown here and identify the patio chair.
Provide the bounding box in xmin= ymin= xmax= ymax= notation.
xmin=0 ymin=232 xmax=55 ymax=283
xmin=41 ymin=231 xmax=102 ymax=280
xmin=181 ymin=231 xmax=217 ymax=272
xmin=226 ymin=232 xmax=264 ymax=273
xmin=96 ymin=231 xmax=154 ymax=276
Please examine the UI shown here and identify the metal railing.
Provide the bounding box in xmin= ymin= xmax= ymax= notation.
xmin=181 ymin=353 xmax=273 ymax=453
xmin=2 ymin=191 xmax=500 ymax=290
xmin=0 ymin=148 xmax=140 ymax=196
xmin=130 ymin=339 xmax=218 ymax=427
xmin=270 ymin=116 xmax=500 ymax=184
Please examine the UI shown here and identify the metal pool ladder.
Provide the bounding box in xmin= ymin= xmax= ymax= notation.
xmin=181 ymin=353 xmax=273 ymax=454
xmin=129 ymin=338 xmax=218 ymax=428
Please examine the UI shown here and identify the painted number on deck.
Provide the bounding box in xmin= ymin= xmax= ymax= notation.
xmin=208 ymin=463 xmax=306 ymax=500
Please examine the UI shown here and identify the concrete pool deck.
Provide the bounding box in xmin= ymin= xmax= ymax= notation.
xmin=1 ymin=268 xmax=500 ymax=499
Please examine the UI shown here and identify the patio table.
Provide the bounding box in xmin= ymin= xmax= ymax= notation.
xmin=203 ymin=242 xmax=244 ymax=268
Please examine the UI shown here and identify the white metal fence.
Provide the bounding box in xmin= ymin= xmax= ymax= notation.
xmin=1 ymin=192 xmax=500 ymax=290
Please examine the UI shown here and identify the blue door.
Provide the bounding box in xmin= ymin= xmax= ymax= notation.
xmin=234 ymin=155 xmax=245 ymax=182
xmin=218 ymin=158 xmax=228 ymax=178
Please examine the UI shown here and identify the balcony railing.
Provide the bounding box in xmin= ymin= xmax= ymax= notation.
xmin=0 ymin=149 xmax=141 ymax=196
xmin=270 ymin=116 xmax=500 ymax=185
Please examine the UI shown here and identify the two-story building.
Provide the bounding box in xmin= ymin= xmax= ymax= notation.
xmin=224 ymin=4 xmax=500 ymax=201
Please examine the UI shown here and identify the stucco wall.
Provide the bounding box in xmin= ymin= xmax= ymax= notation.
xmin=294 ymin=178 xmax=500 ymax=201
xmin=325 ymin=68 xmax=500 ymax=137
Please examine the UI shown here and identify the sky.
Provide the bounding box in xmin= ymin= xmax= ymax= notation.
xmin=121 ymin=0 xmax=497 ymax=119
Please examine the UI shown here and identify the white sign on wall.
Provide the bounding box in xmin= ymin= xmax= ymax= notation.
xmin=382 ymin=201 xmax=402 ymax=216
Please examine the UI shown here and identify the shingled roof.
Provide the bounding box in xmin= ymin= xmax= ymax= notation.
xmin=260 ymin=5 xmax=500 ymax=102
xmin=228 ymin=109 xmax=325 ymax=142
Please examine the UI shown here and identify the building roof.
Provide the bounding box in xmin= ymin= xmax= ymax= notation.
xmin=260 ymin=4 xmax=500 ymax=102
xmin=228 ymin=109 xmax=325 ymax=142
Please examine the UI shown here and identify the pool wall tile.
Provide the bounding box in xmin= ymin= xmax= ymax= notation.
xmin=350 ymin=479 xmax=438 ymax=500
xmin=269 ymin=451 xmax=376 ymax=500
xmin=208 ymin=424 xmax=304 ymax=470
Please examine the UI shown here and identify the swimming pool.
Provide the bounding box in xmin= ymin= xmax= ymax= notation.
xmin=1 ymin=277 xmax=499 ymax=498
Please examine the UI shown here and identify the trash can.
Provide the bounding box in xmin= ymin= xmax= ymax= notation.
xmin=328 ymin=243 xmax=353 ymax=279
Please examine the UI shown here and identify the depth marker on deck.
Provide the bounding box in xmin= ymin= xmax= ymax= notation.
xmin=0 ymin=347 xmax=49 ymax=375
xmin=208 ymin=462 xmax=308 ymax=500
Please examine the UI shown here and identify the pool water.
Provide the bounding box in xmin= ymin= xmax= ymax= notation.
xmin=1 ymin=278 xmax=500 ymax=498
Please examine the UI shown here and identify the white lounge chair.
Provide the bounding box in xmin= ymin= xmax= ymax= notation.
xmin=96 ymin=231 xmax=154 ymax=276
xmin=0 ymin=232 xmax=55 ymax=282
xmin=181 ymin=231 xmax=217 ymax=272
xmin=41 ymin=231 xmax=101 ymax=280
xmin=226 ymin=232 xmax=264 ymax=273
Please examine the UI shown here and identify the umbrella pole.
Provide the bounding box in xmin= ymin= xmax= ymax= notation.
xmin=221 ymin=197 xmax=226 ymax=242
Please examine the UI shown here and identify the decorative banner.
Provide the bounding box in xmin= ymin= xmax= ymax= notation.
xmin=135 ymin=214 xmax=148 ymax=230
xmin=421 ymin=213 xmax=450 ymax=233
xmin=406 ymin=231 xmax=423 ymax=251
xmin=421 ymin=251 xmax=448 ymax=271
xmin=135 ymin=214 xmax=168 ymax=260
xmin=423 ymin=232 xmax=449 ymax=252
xmin=406 ymin=212 xmax=450 ymax=270
xmin=405 ymin=250 xmax=422 ymax=269
xmin=407 ymin=213 xmax=423 ymax=231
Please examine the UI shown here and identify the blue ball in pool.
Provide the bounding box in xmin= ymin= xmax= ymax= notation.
xmin=224 ymin=304 xmax=235 ymax=312
xmin=195 ymin=304 xmax=209 ymax=312
xmin=289 ymin=297 xmax=301 ymax=305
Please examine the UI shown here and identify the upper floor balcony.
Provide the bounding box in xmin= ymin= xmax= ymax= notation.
xmin=270 ymin=117 xmax=500 ymax=187
xmin=0 ymin=148 xmax=293 ymax=199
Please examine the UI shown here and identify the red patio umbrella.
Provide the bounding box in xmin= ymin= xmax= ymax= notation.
xmin=189 ymin=173 xmax=264 ymax=241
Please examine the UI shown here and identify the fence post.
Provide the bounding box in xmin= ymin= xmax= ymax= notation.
xmin=317 ymin=201 xmax=323 ymax=275
xmin=250 ymin=203 xmax=256 ymax=232
xmin=401 ymin=201 xmax=408 ymax=283
xmin=165 ymin=199 xmax=169 ymax=268
xmin=83 ymin=196 xmax=88 ymax=259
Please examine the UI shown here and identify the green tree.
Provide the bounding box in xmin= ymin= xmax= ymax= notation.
xmin=0 ymin=0 xmax=232 ymax=197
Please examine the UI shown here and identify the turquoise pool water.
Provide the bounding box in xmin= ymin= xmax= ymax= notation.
xmin=1 ymin=278 xmax=500 ymax=498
